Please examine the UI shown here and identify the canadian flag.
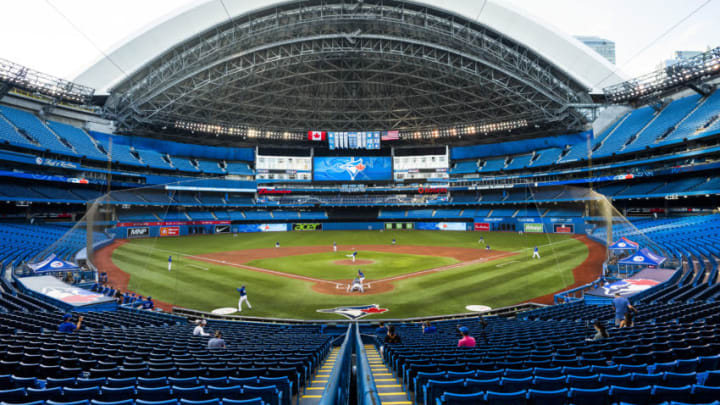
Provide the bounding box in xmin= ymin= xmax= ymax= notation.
xmin=308 ymin=131 xmax=326 ymax=141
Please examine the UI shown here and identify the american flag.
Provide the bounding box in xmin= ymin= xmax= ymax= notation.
xmin=381 ymin=130 xmax=399 ymax=141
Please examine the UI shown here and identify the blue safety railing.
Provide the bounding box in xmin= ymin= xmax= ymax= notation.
xmin=318 ymin=324 xmax=353 ymax=405
xmin=356 ymin=323 xmax=382 ymax=405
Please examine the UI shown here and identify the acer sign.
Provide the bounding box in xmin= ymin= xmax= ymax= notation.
xmin=293 ymin=223 xmax=322 ymax=231
xmin=474 ymin=223 xmax=490 ymax=231
xmin=554 ymin=224 xmax=574 ymax=233
xmin=258 ymin=189 xmax=292 ymax=195
xmin=418 ymin=186 xmax=448 ymax=194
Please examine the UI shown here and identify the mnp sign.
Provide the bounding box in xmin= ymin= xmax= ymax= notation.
xmin=293 ymin=223 xmax=322 ymax=231
xmin=127 ymin=227 xmax=149 ymax=238
xmin=524 ymin=223 xmax=544 ymax=233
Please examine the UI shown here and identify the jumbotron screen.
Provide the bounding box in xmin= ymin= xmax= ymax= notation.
xmin=312 ymin=156 xmax=392 ymax=182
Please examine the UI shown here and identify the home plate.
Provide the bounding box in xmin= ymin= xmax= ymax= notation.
xmin=211 ymin=307 xmax=238 ymax=315
xmin=466 ymin=305 xmax=492 ymax=312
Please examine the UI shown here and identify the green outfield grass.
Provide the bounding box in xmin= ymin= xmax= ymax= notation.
xmin=246 ymin=250 xmax=456 ymax=280
xmin=111 ymin=230 xmax=589 ymax=319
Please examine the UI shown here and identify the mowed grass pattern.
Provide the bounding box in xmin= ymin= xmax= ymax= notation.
xmin=247 ymin=251 xmax=457 ymax=280
xmin=111 ymin=230 xmax=587 ymax=319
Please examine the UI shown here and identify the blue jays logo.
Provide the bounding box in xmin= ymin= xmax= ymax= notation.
xmin=335 ymin=158 xmax=367 ymax=181
xmin=317 ymin=304 xmax=388 ymax=320
xmin=602 ymin=279 xmax=658 ymax=296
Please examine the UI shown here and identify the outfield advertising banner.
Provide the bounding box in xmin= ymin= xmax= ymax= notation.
xmin=127 ymin=227 xmax=149 ymax=238
xmin=214 ymin=225 xmax=231 ymax=234
xmin=234 ymin=224 xmax=288 ymax=233
xmin=554 ymin=224 xmax=574 ymax=233
xmin=524 ymin=223 xmax=544 ymax=233
xmin=474 ymin=223 xmax=490 ymax=231
xmin=160 ymin=227 xmax=180 ymax=237
xmin=416 ymin=222 xmax=468 ymax=231
xmin=313 ymin=156 xmax=392 ymax=181
xmin=293 ymin=223 xmax=322 ymax=231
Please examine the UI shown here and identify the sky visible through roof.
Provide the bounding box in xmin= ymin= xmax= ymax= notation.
xmin=0 ymin=0 xmax=717 ymax=87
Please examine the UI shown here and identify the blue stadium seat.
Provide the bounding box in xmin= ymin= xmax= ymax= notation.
xmin=691 ymin=384 xmax=720 ymax=403
xmin=651 ymin=385 xmax=692 ymax=403
xmin=242 ymin=385 xmax=281 ymax=405
xmin=168 ymin=378 xmax=198 ymax=388
xmin=179 ymin=400 xmax=219 ymax=405
xmin=568 ymin=386 xmax=609 ymax=405
xmin=27 ymin=386 xmax=62 ymax=402
xmin=172 ymin=386 xmax=205 ymax=401
xmin=63 ymin=386 xmax=101 ymax=402
xmin=0 ymin=388 xmax=27 ymax=403
xmin=609 ymin=385 xmax=652 ymax=405
xmin=219 ymin=398 xmax=263 ymax=405
xmin=91 ymin=400 xmax=135 ymax=405
xmin=47 ymin=400 xmax=92 ymax=405
xmin=137 ymin=386 xmax=172 ymax=401
xmin=206 ymin=386 xmax=243 ymax=401
xmin=423 ymin=379 xmax=464 ymax=405
xmin=663 ymin=372 xmax=697 ymax=387
xmin=105 ymin=378 xmax=137 ymax=389
xmin=526 ymin=388 xmax=568 ymax=405
xmin=437 ymin=391 xmax=484 ymax=404
xmin=485 ymin=390 xmax=526 ymax=405
xmin=139 ymin=377 xmax=168 ymax=388
xmin=135 ymin=400 xmax=178 ymax=405
xmin=99 ymin=386 xmax=135 ymax=402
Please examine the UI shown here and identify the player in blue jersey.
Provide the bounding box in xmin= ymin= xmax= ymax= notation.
xmin=237 ymin=285 xmax=252 ymax=311
xmin=532 ymin=246 xmax=540 ymax=259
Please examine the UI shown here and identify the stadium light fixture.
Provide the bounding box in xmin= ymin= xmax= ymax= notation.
xmin=0 ymin=58 xmax=94 ymax=104
xmin=603 ymin=46 xmax=720 ymax=103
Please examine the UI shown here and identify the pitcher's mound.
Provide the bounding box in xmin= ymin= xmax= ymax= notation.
xmin=334 ymin=259 xmax=374 ymax=265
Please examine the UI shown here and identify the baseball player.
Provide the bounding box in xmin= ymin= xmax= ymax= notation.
xmin=532 ymin=246 xmax=541 ymax=259
xmin=275 ymin=241 xmax=280 ymax=248
xmin=357 ymin=269 xmax=365 ymax=284
xmin=168 ymin=256 xmax=172 ymax=271
xmin=346 ymin=277 xmax=364 ymax=293
xmin=333 ymin=241 xmax=337 ymax=252
xmin=346 ymin=251 xmax=358 ymax=262
xmin=237 ymin=285 xmax=252 ymax=311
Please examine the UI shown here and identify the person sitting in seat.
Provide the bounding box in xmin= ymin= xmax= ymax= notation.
xmin=58 ymin=313 xmax=83 ymax=333
xmin=457 ymin=326 xmax=476 ymax=347
xmin=193 ymin=319 xmax=210 ymax=336
xmin=208 ymin=330 xmax=226 ymax=349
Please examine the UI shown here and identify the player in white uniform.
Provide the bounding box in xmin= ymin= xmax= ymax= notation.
xmin=346 ymin=251 xmax=358 ymax=262
xmin=357 ymin=269 xmax=365 ymax=284
xmin=333 ymin=241 xmax=337 ymax=252
xmin=346 ymin=277 xmax=364 ymax=293
xmin=532 ymin=246 xmax=541 ymax=259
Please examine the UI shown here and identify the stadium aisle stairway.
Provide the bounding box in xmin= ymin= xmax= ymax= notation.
xmin=299 ymin=346 xmax=338 ymax=405
xmin=366 ymin=344 xmax=411 ymax=405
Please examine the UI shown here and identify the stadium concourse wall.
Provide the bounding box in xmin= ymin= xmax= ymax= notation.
xmin=107 ymin=217 xmax=589 ymax=239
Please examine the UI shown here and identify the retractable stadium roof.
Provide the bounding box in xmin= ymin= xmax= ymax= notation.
xmin=77 ymin=0 xmax=626 ymax=139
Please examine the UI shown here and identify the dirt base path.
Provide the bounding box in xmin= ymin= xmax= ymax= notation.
xmin=94 ymin=236 xmax=603 ymax=303
xmin=524 ymin=235 xmax=604 ymax=305
xmin=92 ymin=240 xmax=174 ymax=312
xmin=191 ymin=245 xmax=516 ymax=296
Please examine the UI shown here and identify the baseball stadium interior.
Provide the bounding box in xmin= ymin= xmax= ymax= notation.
xmin=1 ymin=0 xmax=720 ymax=404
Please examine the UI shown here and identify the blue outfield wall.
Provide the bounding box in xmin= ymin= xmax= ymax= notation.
xmin=322 ymin=222 xmax=385 ymax=231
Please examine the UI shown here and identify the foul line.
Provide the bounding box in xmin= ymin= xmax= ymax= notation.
xmin=146 ymin=246 xmax=344 ymax=288
xmin=134 ymin=237 xmax=579 ymax=288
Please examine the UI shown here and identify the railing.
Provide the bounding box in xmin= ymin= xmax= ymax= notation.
xmin=172 ymin=302 xmax=545 ymax=324
xmin=318 ymin=324 xmax=353 ymax=405
xmin=355 ymin=323 xmax=382 ymax=405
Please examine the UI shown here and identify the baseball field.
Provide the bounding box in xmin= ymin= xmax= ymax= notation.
xmin=97 ymin=230 xmax=602 ymax=319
